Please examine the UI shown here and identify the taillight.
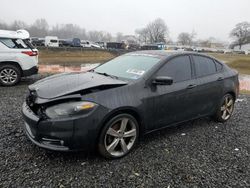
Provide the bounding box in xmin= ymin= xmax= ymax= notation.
xmin=22 ymin=51 xmax=38 ymax=56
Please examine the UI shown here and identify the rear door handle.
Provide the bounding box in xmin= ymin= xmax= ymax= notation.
xmin=217 ymin=77 xmax=224 ymax=81
xmin=187 ymin=84 xmax=197 ymax=89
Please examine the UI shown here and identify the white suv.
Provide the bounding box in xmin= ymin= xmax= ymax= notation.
xmin=0 ymin=30 xmax=38 ymax=86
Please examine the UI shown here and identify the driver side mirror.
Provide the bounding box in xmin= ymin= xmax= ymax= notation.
xmin=152 ymin=76 xmax=173 ymax=85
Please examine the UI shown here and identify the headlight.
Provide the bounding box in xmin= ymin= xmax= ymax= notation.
xmin=45 ymin=101 xmax=97 ymax=119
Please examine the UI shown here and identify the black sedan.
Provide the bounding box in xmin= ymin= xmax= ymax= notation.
xmin=22 ymin=51 xmax=239 ymax=159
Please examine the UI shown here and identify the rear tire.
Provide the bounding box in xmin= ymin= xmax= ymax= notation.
xmin=98 ymin=113 xmax=139 ymax=159
xmin=213 ymin=94 xmax=235 ymax=122
xmin=0 ymin=64 xmax=21 ymax=86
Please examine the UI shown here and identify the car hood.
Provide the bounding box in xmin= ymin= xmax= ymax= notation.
xmin=29 ymin=72 xmax=127 ymax=99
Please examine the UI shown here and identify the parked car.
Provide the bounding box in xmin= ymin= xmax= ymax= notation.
xmin=233 ymin=50 xmax=245 ymax=54
xmin=22 ymin=51 xmax=239 ymax=158
xmin=71 ymin=38 xmax=81 ymax=47
xmin=0 ymin=30 xmax=38 ymax=86
xmin=95 ymin=41 xmax=106 ymax=48
xmin=106 ymin=42 xmax=127 ymax=49
xmin=59 ymin=39 xmax=71 ymax=47
xmin=80 ymin=40 xmax=101 ymax=48
xmin=30 ymin=37 xmax=45 ymax=47
xmin=45 ymin=36 xmax=59 ymax=47
xmin=80 ymin=40 xmax=91 ymax=48
xmin=140 ymin=44 xmax=159 ymax=50
xmin=223 ymin=49 xmax=233 ymax=54
xmin=59 ymin=38 xmax=81 ymax=47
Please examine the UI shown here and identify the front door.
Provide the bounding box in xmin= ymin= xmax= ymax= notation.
xmin=143 ymin=55 xmax=199 ymax=131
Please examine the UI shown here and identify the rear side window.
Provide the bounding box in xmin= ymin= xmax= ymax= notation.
xmin=193 ymin=56 xmax=216 ymax=77
xmin=0 ymin=38 xmax=28 ymax=49
xmin=157 ymin=55 xmax=192 ymax=82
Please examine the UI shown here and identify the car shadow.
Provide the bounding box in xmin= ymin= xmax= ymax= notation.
xmin=20 ymin=74 xmax=48 ymax=85
xmin=141 ymin=117 xmax=212 ymax=143
xmin=39 ymin=117 xmax=213 ymax=162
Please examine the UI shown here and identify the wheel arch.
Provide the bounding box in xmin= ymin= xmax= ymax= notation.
xmin=225 ymin=91 xmax=236 ymax=101
xmin=96 ymin=107 xmax=145 ymax=145
xmin=0 ymin=61 xmax=23 ymax=75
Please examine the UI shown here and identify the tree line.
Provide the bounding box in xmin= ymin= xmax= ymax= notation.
xmin=0 ymin=19 xmax=112 ymax=42
xmin=0 ymin=18 xmax=249 ymax=49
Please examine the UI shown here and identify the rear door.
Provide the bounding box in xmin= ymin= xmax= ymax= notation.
xmin=191 ymin=55 xmax=224 ymax=116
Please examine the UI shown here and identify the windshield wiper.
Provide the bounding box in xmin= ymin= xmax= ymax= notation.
xmin=94 ymin=71 xmax=119 ymax=79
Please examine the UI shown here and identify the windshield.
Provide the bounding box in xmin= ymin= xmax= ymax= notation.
xmin=94 ymin=55 xmax=161 ymax=80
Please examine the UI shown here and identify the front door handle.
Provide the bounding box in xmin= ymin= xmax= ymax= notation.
xmin=187 ymin=84 xmax=197 ymax=89
xmin=217 ymin=77 xmax=224 ymax=81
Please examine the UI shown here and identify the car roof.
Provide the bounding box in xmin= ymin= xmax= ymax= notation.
xmin=127 ymin=50 xmax=215 ymax=60
xmin=0 ymin=29 xmax=30 ymax=39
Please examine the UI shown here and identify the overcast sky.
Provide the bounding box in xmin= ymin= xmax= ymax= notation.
xmin=0 ymin=0 xmax=249 ymax=41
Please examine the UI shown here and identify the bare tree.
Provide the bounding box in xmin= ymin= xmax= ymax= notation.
xmin=29 ymin=19 xmax=49 ymax=37
xmin=178 ymin=32 xmax=195 ymax=45
xmin=87 ymin=31 xmax=112 ymax=42
xmin=0 ymin=21 xmax=8 ymax=30
xmin=50 ymin=24 xmax=87 ymax=39
xmin=135 ymin=28 xmax=149 ymax=44
xmin=147 ymin=18 xmax=168 ymax=43
xmin=100 ymin=31 xmax=112 ymax=42
xmin=230 ymin=21 xmax=250 ymax=49
xmin=10 ymin=20 xmax=28 ymax=30
xmin=88 ymin=31 xmax=102 ymax=42
xmin=0 ymin=19 xmax=118 ymax=42
xmin=135 ymin=18 xmax=169 ymax=44
xmin=116 ymin=32 xmax=123 ymax=42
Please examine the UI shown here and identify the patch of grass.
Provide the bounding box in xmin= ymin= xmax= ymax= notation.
xmin=207 ymin=53 xmax=250 ymax=75
xmin=227 ymin=59 xmax=250 ymax=75
xmin=240 ymin=90 xmax=250 ymax=95
xmin=38 ymin=49 xmax=116 ymax=66
xmin=208 ymin=53 xmax=250 ymax=63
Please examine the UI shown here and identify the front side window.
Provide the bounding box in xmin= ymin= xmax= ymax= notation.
xmin=0 ymin=38 xmax=28 ymax=49
xmin=156 ymin=55 xmax=192 ymax=83
xmin=94 ymin=54 xmax=161 ymax=80
xmin=193 ymin=56 xmax=216 ymax=77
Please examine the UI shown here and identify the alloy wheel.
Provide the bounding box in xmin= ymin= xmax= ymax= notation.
xmin=0 ymin=68 xmax=18 ymax=84
xmin=221 ymin=95 xmax=234 ymax=120
xmin=104 ymin=117 xmax=137 ymax=157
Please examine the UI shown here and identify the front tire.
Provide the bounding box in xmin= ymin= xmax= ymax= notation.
xmin=0 ymin=64 xmax=21 ymax=86
xmin=213 ymin=94 xmax=235 ymax=122
xmin=98 ymin=114 xmax=139 ymax=159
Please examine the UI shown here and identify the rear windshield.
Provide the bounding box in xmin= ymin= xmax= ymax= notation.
xmin=0 ymin=38 xmax=34 ymax=49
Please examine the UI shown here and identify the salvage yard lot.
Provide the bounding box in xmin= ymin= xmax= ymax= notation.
xmin=38 ymin=49 xmax=250 ymax=75
xmin=0 ymin=77 xmax=250 ymax=187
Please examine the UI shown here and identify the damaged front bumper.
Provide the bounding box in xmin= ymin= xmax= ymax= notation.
xmin=22 ymin=102 xmax=109 ymax=151
xmin=22 ymin=103 xmax=73 ymax=151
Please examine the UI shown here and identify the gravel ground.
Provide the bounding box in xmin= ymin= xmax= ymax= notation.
xmin=0 ymin=75 xmax=250 ymax=188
